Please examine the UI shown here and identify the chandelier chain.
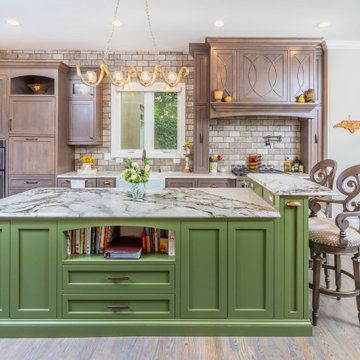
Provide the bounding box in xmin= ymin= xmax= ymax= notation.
xmin=145 ymin=0 xmax=158 ymax=52
xmin=104 ymin=0 xmax=121 ymax=61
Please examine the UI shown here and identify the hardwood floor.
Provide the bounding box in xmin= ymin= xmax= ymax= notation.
xmin=0 ymin=257 xmax=359 ymax=360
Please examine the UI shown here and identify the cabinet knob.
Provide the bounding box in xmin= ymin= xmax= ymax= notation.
xmin=103 ymin=181 xmax=111 ymax=185
xmin=286 ymin=201 xmax=301 ymax=207
xmin=107 ymin=305 xmax=129 ymax=310
xmin=108 ymin=276 xmax=129 ymax=281
xmin=210 ymin=184 xmax=217 ymax=188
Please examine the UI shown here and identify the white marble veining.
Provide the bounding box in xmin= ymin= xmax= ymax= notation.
xmin=57 ymin=171 xmax=237 ymax=180
xmin=0 ymin=187 xmax=279 ymax=219
xmin=248 ymin=173 xmax=337 ymax=196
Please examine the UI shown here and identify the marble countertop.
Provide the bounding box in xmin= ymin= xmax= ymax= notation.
xmin=0 ymin=187 xmax=279 ymax=219
xmin=57 ymin=171 xmax=237 ymax=179
xmin=248 ymin=173 xmax=337 ymax=196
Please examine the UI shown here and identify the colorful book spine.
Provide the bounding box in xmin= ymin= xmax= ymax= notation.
xmin=154 ymin=228 xmax=159 ymax=252
xmin=66 ymin=231 xmax=71 ymax=256
xmin=141 ymin=231 xmax=146 ymax=253
xmin=159 ymin=237 xmax=168 ymax=254
xmin=145 ymin=227 xmax=151 ymax=253
xmin=91 ymin=228 xmax=95 ymax=254
xmin=168 ymin=230 xmax=175 ymax=256
xmin=75 ymin=229 xmax=80 ymax=255
xmin=86 ymin=228 xmax=91 ymax=255
xmin=100 ymin=226 xmax=105 ymax=254
xmin=96 ymin=227 xmax=101 ymax=254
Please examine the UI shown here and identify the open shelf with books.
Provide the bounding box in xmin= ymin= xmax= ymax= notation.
xmin=62 ymin=225 xmax=176 ymax=263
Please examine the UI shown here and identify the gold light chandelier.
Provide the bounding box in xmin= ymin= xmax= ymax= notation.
xmin=77 ymin=0 xmax=189 ymax=88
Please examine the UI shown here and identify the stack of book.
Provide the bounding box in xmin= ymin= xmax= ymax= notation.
xmin=66 ymin=226 xmax=176 ymax=257
xmin=142 ymin=227 xmax=175 ymax=256
xmin=66 ymin=226 xmax=118 ymax=256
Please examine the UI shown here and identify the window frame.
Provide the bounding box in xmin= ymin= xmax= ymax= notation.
xmin=111 ymin=82 xmax=186 ymax=159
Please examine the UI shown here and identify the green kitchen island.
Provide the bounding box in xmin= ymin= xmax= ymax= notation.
xmin=0 ymin=174 xmax=335 ymax=337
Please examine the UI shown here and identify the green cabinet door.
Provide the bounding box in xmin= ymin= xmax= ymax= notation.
xmin=228 ymin=221 xmax=274 ymax=319
xmin=180 ymin=221 xmax=227 ymax=318
xmin=10 ymin=222 xmax=57 ymax=318
xmin=281 ymin=198 xmax=308 ymax=319
xmin=0 ymin=222 xmax=10 ymax=318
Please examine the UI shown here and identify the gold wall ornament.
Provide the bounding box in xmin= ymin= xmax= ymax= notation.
xmin=333 ymin=115 xmax=360 ymax=134
xmin=76 ymin=0 xmax=189 ymax=88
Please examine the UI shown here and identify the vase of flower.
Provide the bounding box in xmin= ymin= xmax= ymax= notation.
xmin=77 ymin=155 xmax=97 ymax=175
xmin=122 ymin=158 xmax=151 ymax=200
xmin=130 ymin=182 xmax=146 ymax=199
xmin=183 ymin=141 xmax=191 ymax=173
xmin=209 ymin=155 xmax=222 ymax=175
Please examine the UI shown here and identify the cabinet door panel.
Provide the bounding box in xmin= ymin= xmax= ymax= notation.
xmin=68 ymin=100 xmax=95 ymax=144
xmin=290 ymin=50 xmax=315 ymax=101
xmin=211 ymin=49 xmax=237 ymax=100
xmin=10 ymin=222 xmax=57 ymax=318
xmin=228 ymin=221 xmax=274 ymax=318
xmin=282 ymin=198 xmax=307 ymax=318
xmin=193 ymin=106 xmax=209 ymax=173
xmin=0 ymin=75 xmax=8 ymax=138
xmin=10 ymin=96 xmax=55 ymax=135
xmin=9 ymin=137 xmax=55 ymax=175
xmin=181 ymin=222 xmax=227 ymax=318
xmin=239 ymin=50 xmax=288 ymax=102
xmin=0 ymin=223 xmax=10 ymax=318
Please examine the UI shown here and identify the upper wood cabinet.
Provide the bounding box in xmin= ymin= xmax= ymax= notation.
xmin=238 ymin=50 xmax=288 ymax=102
xmin=210 ymin=49 xmax=237 ymax=101
xmin=68 ymin=71 xmax=101 ymax=145
xmin=206 ymin=38 xmax=322 ymax=118
xmin=9 ymin=96 xmax=55 ymax=136
xmin=289 ymin=50 xmax=315 ymax=102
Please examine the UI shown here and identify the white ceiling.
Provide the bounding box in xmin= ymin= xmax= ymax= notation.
xmin=1 ymin=0 xmax=360 ymax=52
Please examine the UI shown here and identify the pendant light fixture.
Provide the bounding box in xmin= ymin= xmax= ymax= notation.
xmin=77 ymin=0 xmax=189 ymax=88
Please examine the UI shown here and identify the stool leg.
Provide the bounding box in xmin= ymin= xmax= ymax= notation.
xmin=352 ymin=253 xmax=360 ymax=327
xmin=312 ymin=252 xmax=323 ymax=326
xmin=335 ymin=255 xmax=342 ymax=301
xmin=323 ymin=253 xmax=330 ymax=289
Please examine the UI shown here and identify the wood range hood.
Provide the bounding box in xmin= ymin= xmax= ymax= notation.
xmin=202 ymin=37 xmax=325 ymax=119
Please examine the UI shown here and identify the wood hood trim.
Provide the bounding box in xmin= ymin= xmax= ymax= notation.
xmin=210 ymin=102 xmax=318 ymax=119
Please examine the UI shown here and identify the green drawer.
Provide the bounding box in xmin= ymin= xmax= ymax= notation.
xmin=62 ymin=265 xmax=175 ymax=291
xmin=62 ymin=294 xmax=175 ymax=319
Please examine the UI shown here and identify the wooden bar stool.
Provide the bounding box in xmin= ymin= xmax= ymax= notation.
xmin=309 ymin=165 xmax=360 ymax=326
xmin=309 ymin=159 xmax=338 ymax=288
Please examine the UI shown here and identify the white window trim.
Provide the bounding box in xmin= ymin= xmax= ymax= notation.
xmin=111 ymin=82 xmax=186 ymax=159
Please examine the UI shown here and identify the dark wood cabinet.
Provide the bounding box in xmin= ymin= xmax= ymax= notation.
xmin=165 ymin=178 xmax=196 ymax=188
xmin=0 ymin=61 xmax=74 ymax=196
xmin=289 ymin=50 xmax=315 ymax=102
xmin=210 ymin=49 xmax=237 ymax=100
xmin=238 ymin=50 xmax=288 ymax=102
xmin=68 ymin=70 xmax=101 ymax=145
xmin=166 ymin=178 xmax=236 ymax=188
xmin=194 ymin=106 xmax=209 ymax=173
xmin=57 ymin=177 xmax=115 ymax=188
xmin=9 ymin=96 xmax=55 ymax=136
xmin=0 ymin=74 xmax=8 ymax=138
xmin=9 ymin=137 xmax=55 ymax=175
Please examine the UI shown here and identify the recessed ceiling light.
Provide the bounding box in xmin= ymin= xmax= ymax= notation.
xmin=7 ymin=19 xmax=20 ymax=26
xmin=112 ymin=19 xmax=123 ymax=27
xmin=317 ymin=21 xmax=331 ymax=28
xmin=214 ymin=20 xmax=225 ymax=28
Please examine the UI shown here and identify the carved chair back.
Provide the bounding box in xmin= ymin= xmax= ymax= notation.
xmin=336 ymin=165 xmax=360 ymax=213
xmin=310 ymin=159 xmax=338 ymax=189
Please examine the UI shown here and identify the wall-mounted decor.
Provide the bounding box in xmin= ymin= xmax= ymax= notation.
xmin=334 ymin=115 xmax=360 ymax=134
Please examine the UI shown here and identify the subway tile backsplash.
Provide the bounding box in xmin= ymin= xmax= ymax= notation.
xmin=0 ymin=50 xmax=300 ymax=173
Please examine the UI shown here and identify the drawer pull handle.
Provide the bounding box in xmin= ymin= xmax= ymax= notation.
xmin=286 ymin=201 xmax=301 ymax=207
xmin=9 ymin=119 xmax=12 ymax=131
xmin=65 ymin=180 xmax=71 ymax=183
xmin=103 ymin=181 xmax=111 ymax=185
xmin=26 ymin=181 xmax=38 ymax=184
xmin=108 ymin=276 xmax=129 ymax=281
xmin=210 ymin=184 xmax=217 ymax=188
xmin=107 ymin=305 xmax=129 ymax=310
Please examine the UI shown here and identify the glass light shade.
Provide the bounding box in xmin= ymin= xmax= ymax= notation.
xmin=167 ymin=71 xmax=177 ymax=83
xmin=140 ymin=71 xmax=151 ymax=83
xmin=113 ymin=71 xmax=124 ymax=83
xmin=86 ymin=71 xmax=97 ymax=84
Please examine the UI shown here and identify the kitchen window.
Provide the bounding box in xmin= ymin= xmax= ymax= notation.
xmin=111 ymin=83 xmax=185 ymax=158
